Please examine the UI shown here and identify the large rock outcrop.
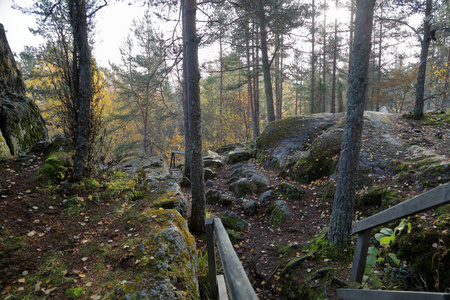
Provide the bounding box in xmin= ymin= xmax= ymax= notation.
xmin=0 ymin=23 xmax=47 ymax=158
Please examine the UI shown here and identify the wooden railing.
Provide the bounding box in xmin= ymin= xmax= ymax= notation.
xmin=206 ymin=218 xmax=258 ymax=300
xmin=170 ymin=150 xmax=184 ymax=169
xmin=337 ymin=181 xmax=450 ymax=300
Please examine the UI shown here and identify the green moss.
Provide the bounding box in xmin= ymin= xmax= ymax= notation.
xmin=65 ymin=287 xmax=85 ymax=298
xmin=356 ymin=187 xmax=398 ymax=208
xmin=118 ymin=209 xmax=198 ymax=299
xmin=291 ymin=127 xmax=343 ymax=183
xmin=35 ymin=151 xmax=72 ymax=182
xmin=150 ymin=191 xmax=180 ymax=209
xmin=395 ymin=219 xmax=450 ymax=292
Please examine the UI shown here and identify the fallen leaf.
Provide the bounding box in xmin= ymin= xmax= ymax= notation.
xmin=18 ymin=278 xmax=26 ymax=283
xmin=82 ymin=257 xmax=88 ymax=262
xmin=27 ymin=231 xmax=36 ymax=237
xmin=86 ymin=282 xmax=92 ymax=287
xmin=22 ymin=270 xmax=28 ymax=276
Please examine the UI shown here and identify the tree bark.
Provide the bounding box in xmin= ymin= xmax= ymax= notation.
xmin=245 ymin=19 xmax=258 ymax=140
xmin=443 ymin=48 xmax=450 ymax=110
xmin=328 ymin=0 xmax=375 ymax=247
xmin=331 ymin=0 xmax=338 ymax=114
xmin=310 ymin=0 xmax=316 ymax=114
xmin=184 ymin=0 xmax=205 ymax=234
xmin=72 ymin=0 xmax=92 ymax=182
xmin=412 ymin=0 xmax=432 ymax=120
xmin=258 ymin=0 xmax=276 ymax=123
xmin=322 ymin=0 xmax=327 ymax=113
xmin=181 ymin=0 xmax=191 ymax=181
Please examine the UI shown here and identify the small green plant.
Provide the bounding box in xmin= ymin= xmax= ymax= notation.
xmin=363 ymin=219 xmax=412 ymax=289
xmin=197 ymin=249 xmax=210 ymax=299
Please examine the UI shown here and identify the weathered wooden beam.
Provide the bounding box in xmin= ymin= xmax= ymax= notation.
xmin=217 ymin=275 xmax=228 ymax=300
xmin=349 ymin=229 xmax=371 ymax=283
xmin=352 ymin=182 xmax=450 ymax=234
xmin=213 ymin=218 xmax=258 ymax=300
xmin=169 ymin=150 xmax=185 ymax=169
xmin=337 ymin=289 xmax=450 ymax=300
xmin=206 ymin=218 xmax=219 ymax=300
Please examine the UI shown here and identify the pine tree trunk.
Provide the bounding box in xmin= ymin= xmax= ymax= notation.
xmin=328 ymin=0 xmax=375 ymax=247
xmin=413 ymin=0 xmax=432 ymax=120
xmin=443 ymin=48 xmax=450 ymax=110
xmin=182 ymin=0 xmax=191 ymax=181
xmin=72 ymin=0 xmax=92 ymax=182
xmin=331 ymin=1 xmax=338 ymax=114
xmin=245 ymin=20 xmax=258 ymax=140
xmin=310 ymin=0 xmax=316 ymax=114
xmin=184 ymin=0 xmax=205 ymax=234
xmin=322 ymin=0 xmax=327 ymax=113
xmin=258 ymin=0 xmax=276 ymax=123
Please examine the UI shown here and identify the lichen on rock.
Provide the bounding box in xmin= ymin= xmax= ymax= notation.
xmin=120 ymin=209 xmax=199 ymax=299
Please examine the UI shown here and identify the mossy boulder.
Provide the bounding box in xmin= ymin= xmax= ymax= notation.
xmin=394 ymin=146 xmax=450 ymax=190
xmin=268 ymin=200 xmax=291 ymax=224
xmin=256 ymin=113 xmax=341 ymax=166
xmin=228 ymin=178 xmax=257 ymax=198
xmin=395 ymin=215 xmax=450 ymax=292
xmin=35 ymin=151 xmax=72 ymax=182
xmin=274 ymin=182 xmax=305 ymax=201
xmin=221 ymin=211 xmax=249 ymax=232
xmin=119 ymin=209 xmax=199 ymax=299
xmin=0 ymin=129 xmax=11 ymax=158
xmin=226 ymin=148 xmax=254 ymax=164
xmin=147 ymin=176 xmax=188 ymax=219
xmin=121 ymin=153 xmax=170 ymax=177
xmin=290 ymin=126 xmax=343 ymax=182
xmin=203 ymin=150 xmax=223 ymax=168
xmin=0 ymin=24 xmax=48 ymax=158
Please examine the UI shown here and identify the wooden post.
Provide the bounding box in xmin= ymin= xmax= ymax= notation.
xmin=206 ymin=218 xmax=219 ymax=300
xmin=349 ymin=229 xmax=371 ymax=283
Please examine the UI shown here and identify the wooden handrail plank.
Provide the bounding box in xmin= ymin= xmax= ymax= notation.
xmin=206 ymin=218 xmax=219 ymax=300
xmin=352 ymin=182 xmax=450 ymax=234
xmin=349 ymin=229 xmax=371 ymax=283
xmin=213 ymin=218 xmax=258 ymax=300
xmin=337 ymin=289 xmax=450 ymax=300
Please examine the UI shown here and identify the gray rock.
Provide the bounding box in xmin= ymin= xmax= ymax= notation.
xmin=229 ymin=178 xmax=257 ymax=198
xmin=221 ymin=211 xmax=249 ymax=231
xmin=242 ymin=199 xmax=257 ymax=216
xmin=147 ymin=176 xmax=188 ymax=219
xmin=226 ymin=229 xmax=244 ymax=244
xmin=268 ymin=200 xmax=291 ymax=224
xmin=122 ymin=209 xmax=199 ymax=299
xmin=258 ymin=189 xmax=274 ymax=204
xmin=204 ymin=167 xmax=217 ymax=180
xmin=203 ymin=150 xmax=223 ymax=169
xmin=205 ymin=179 xmax=214 ymax=187
xmin=205 ymin=189 xmax=222 ymax=204
xmin=228 ymin=163 xmax=269 ymax=189
xmin=0 ymin=25 xmax=48 ymax=158
xmin=227 ymin=148 xmax=254 ymax=164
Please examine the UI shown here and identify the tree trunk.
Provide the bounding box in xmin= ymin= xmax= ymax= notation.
xmin=258 ymin=0 xmax=276 ymax=123
xmin=376 ymin=0 xmax=383 ymax=112
xmin=328 ymin=0 xmax=375 ymax=247
xmin=322 ymin=0 xmax=327 ymax=113
xmin=331 ymin=0 xmax=338 ymax=114
xmin=254 ymin=21 xmax=260 ymax=135
xmin=348 ymin=0 xmax=355 ymax=80
xmin=310 ymin=0 xmax=316 ymax=114
xmin=72 ymin=0 xmax=92 ymax=182
xmin=443 ymin=48 xmax=450 ymax=110
xmin=412 ymin=0 xmax=432 ymax=120
xmin=245 ymin=20 xmax=258 ymax=140
xmin=184 ymin=0 xmax=205 ymax=234
xmin=181 ymin=0 xmax=191 ymax=181
xmin=219 ymin=28 xmax=224 ymax=145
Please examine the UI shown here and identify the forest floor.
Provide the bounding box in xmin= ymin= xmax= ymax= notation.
xmin=0 ymin=112 xmax=449 ymax=299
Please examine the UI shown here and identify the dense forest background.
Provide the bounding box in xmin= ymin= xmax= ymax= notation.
xmin=15 ymin=0 xmax=449 ymax=164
